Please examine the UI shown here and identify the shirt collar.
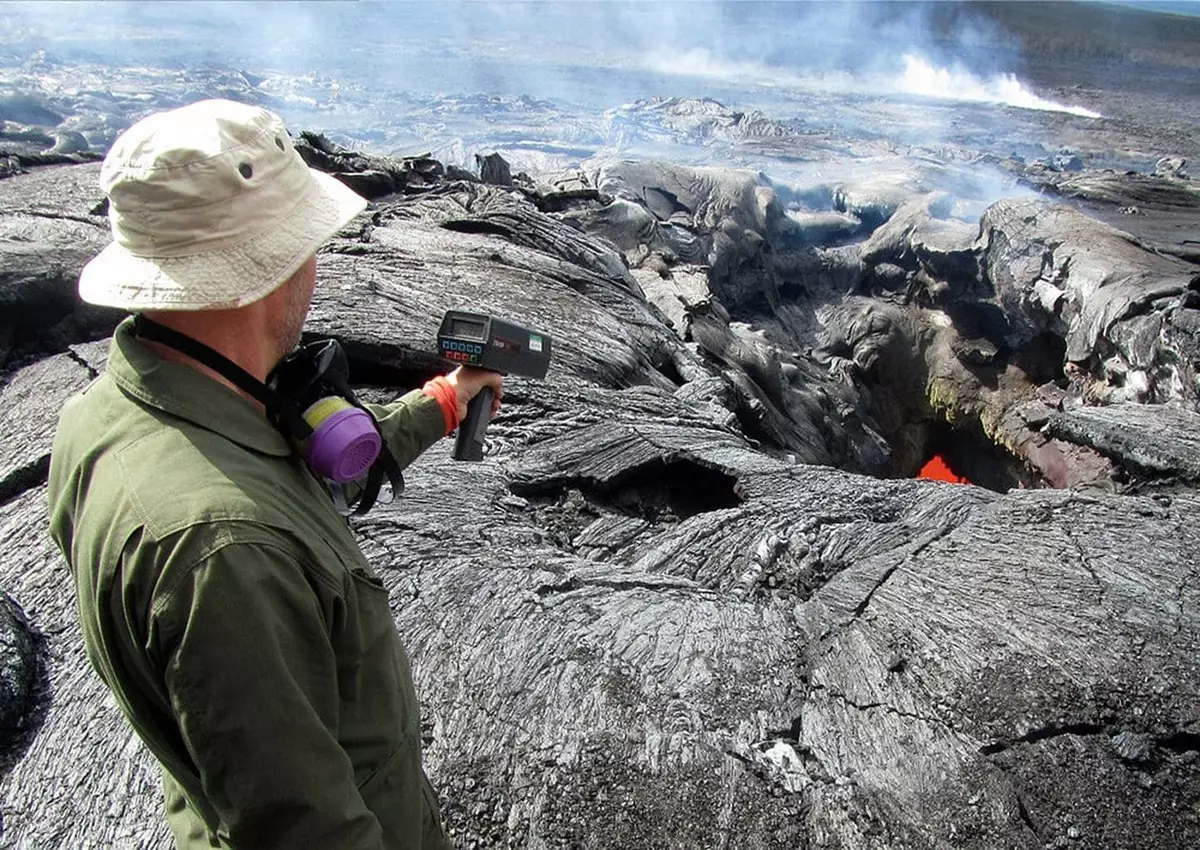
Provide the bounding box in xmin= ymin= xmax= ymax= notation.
xmin=107 ymin=316 xmax=292 ymax=457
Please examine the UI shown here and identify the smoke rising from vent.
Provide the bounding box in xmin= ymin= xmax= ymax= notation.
xmin=639 ymin=47 xmax=1100 ymax=118
xmin=898 ymin=54 xmax=1102 ymax=118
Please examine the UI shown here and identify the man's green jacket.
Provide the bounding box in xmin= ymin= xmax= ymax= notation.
xmin=47 ymin=318 xmax=453 ymax=849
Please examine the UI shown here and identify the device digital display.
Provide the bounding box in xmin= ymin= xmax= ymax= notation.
xmin=448 ymin=317 xmax=487 ymax=339
xmin=437 ymin=309 xmax=552 ymax=380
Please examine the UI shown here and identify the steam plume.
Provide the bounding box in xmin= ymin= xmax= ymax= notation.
xmin=899 ymin=54 xmax=1102 ymax=118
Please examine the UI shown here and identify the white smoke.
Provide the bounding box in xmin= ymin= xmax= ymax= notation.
xmin=898 ymin=54 xmax=1102 ymax=118
xmin=643 ymin=47 xmax=859 ymax=94
xmin=638 ymin=48 xmax=1102 ymax=120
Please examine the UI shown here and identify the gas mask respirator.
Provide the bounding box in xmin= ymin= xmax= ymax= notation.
xmin=133 ymin=315 xmax=401 ymax=515
xmin=265 ymin=338 xmax=382 ymax=483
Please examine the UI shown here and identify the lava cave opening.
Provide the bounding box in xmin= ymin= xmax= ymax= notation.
xmin=915 ymin=420 xmax=1035 ymax=492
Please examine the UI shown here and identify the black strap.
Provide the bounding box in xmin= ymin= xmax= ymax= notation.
xmin=133 ymin=315 xmax=271 ymax=404
xmin=133 ymin=314 xmax=403 ymax=516
xmin=133 ymin=315 xmax=312 ymax=439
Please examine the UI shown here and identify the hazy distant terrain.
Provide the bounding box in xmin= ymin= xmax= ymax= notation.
xmin=1 ymin=0 xmax=1196 ymax=176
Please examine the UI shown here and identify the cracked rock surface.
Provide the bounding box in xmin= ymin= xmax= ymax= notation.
xmin=0 ymin=135 xmax=1198 ymax=850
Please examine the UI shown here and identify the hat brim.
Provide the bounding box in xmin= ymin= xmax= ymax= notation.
xmin=79 ymin=169 xmax=367 ymax=311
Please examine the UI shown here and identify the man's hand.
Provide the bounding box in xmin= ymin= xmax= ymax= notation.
xmin=444 ymin=366 xmax=504 ymax=422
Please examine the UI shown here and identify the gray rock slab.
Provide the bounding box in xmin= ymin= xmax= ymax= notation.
xmin=797 ymin=488 xmax=1200 ymax=848
xmin=0 ymin=348 xmax=100 ymax=502
xmin=1047 ymin=402 xmax=1200 ymax=479
xmin=0 ymin=164 xmax=120 ymax=364
xmin=979 ymin=198 xmax=1198 ymax=405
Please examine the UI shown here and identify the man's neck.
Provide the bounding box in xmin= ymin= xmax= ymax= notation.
xmin=140 ymin=309 xmax=278 ymax=408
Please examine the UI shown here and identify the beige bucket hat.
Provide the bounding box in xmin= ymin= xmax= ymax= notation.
xmin=79 ymin=98 xmax=367 ymax=311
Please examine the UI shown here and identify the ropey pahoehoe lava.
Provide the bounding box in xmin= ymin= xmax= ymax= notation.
xmin=1 ymin=2 xmax=1199 ymax=848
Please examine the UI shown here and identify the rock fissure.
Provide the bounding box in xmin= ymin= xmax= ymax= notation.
xmin=850 ymin=563 xmax=906 ymax=621
xmin=849 ymin=521 xmax=961 ymax=620
xmin=1063 ymin=523 xmax=1107 ymax=608
xmin=63 ymin=348 xmax=99 ymax=381
xmin=809 ymin=683 xmax=954 ymax=732
xmin=978 ymin=721 xmax=1112 ymax=755
xmin=1157 ymin=730 xmax=1200 ymax=754
xmin=1171 ymin=564 xmax=1195 ymax=638
xmin=20 ymin=209 xmax=102 ymax=229
xmin=534 ymin=575 xmax=703 ymax=600
xmin=1014 ymin=791 xmax=1043 ymax=842
xmin=0 ymin=454 xmax=50 ymax=508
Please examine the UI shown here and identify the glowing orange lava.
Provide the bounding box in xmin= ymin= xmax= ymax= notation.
xmin=918 ymin=454 xmax=968 ymax=484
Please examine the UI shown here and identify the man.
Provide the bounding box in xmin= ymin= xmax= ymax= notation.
xmin=47 ymin=99 xmax=498 ymax=848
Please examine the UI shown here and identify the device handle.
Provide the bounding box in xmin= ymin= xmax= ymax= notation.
xmin=453 ymin=386 xmax=494 ymax=462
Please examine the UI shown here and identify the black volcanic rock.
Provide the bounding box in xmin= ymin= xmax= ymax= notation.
xmin=1017 ymin=165 xmax=1200 ymax=263
xmin=0 ymin=593 xmax=35 ymax=745
xmin=475 ymin=151 xmax=514 ymax=187
xmin=0 ymin=163 xmax=122 ymax=367
xmin=1 ymin=138 xmax=1199 ymax=850
xmin=295 ymin=131 xmax=456 ymax=200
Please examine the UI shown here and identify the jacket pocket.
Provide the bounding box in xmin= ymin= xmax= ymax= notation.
xmin=421 ymin=773 xmax=452 ymax=850
xmin=356 ymin=738 xmax=409 ymax=796
xmin=340 ymin=565 xmax=422 ymax=760
xmin=357 ymin=742 xmax=430 ymax=847
xmin=349 ymin=565 xmax=386 ymax=592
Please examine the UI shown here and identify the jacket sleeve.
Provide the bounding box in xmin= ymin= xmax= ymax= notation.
xmin=152 ymin=540 xmax=384 ymax=850
xmin=363 ymin=390 xmax=447 ymax=470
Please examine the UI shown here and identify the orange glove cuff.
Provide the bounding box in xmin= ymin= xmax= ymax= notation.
xmin=422 ymin=375 xmax=460 ymax=435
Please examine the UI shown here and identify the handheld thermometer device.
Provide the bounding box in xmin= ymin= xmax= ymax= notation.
xmin=436 ymin=310 xmax=553 ymax=461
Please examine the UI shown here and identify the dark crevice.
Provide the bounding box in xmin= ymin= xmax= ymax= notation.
xmin=852 ymin=563 xmax=906 ymax=619
xmin=766 ymin=714 xmax=804 ymax=743
xmin=24 ymin=209 xmax=105 ymax=228
xmin=653 ymin=356 xmax=686 ymax=388
xmin=65 ymin=347 xmax=100 ymax=380
xmin=1014 ymin=793 xmax=1042 ymax=842
xmin=808 ymin=683 xmax=952 ymax=730
xmin=941 ymin=302 xmax=1012 ymax=354
xmin=850 ymin=521 xmax=959 ymax=620
xmin=440 ymin=218 xmax=512 ymax=239
xmin=1012 ymin=331 xmax=1068 ymax=386
xmin=1158 ymin=731 xmax=1200 ymax=753
xmin=979 ymin=721 xmax=1110 ymax=755
xmin=534 ymin=575 xmax=696 ymax=599
xmin=1 ymin=299 xmax=115 ymax=372
xmin=533 ymin=188 xmax=604 ymax=214
xmin=518 ymin=458 xmax=742 ymax=525
xmin=0 ymin=454 xmax=50 ymax=507
xmin=303 ymin=332 xmax=445 ymax=391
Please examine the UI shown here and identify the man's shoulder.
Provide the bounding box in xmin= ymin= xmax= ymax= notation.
xmin=55 ymin=373 xmax=301 ymax=538
xmin=52 ymin=372 xmax=362 ymax=584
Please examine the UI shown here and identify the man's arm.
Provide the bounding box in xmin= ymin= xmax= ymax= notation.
xmin=363 ymin=390 xmax=447 ymax=470
xmin=364 ymin=367 xmax=504 ymax=469
xmin=151 ymin=539 xmax=385 ymax=850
